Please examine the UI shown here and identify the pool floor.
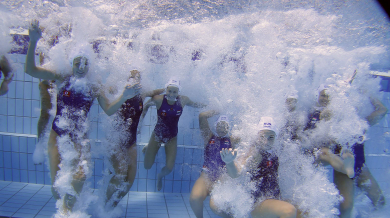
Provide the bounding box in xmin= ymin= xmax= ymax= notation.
xmin=0 ymin=181 xmax=220 ymax=218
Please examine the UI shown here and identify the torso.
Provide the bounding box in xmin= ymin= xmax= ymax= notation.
xmin=154 ymin=95 xmax=183 ymax=143
xmin=203 ymin=135 xmax=232 ymax=181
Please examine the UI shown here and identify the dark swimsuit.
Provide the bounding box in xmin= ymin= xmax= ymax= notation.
xmin=249 ymin=151 xmax=280 ymax=201
xmin=116 ymin=94 xmax=143 ymax=147
xmin=304 ymin=109 xmax=365 ymax=179
xmin=52 ymin=78 xmax=94 ymax=141
xmin=154 ymin=95 xmax=183 ymax=143
xmin=203 ymin=135 xmax=232 ymax=181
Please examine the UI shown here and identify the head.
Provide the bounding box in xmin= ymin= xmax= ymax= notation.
xmin=318 ymin=89 xmax=330 ymax=107
xmin=165 ymin=78 xmax=181 ymax=101
xmin=128 ymin=70 xmax=141 ymax=83
xmin=215 ymin=115 xmax=230 ymax=137
xmin=72 ymin=56 xmax=89 ymax=78
xmin=255 ymin=117 xmax=277 ymax=150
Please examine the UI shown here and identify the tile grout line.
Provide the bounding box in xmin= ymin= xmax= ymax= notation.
xmin=124 ymin=191 xmax=130 ymax=218
xmin=0 ymin=181 xmax=14 ymax=206
xmin=180 ymin=193 xmax=192 ymax=218
xmin=13 ymin=184 xmax=46 ymax=216
xmin=163 ymin=193 xmax=170 ymax=218
xmin=33 ymin=193 xmax=54 ymax=218
xmin=1 ymin=182 xmax=28 ymax=216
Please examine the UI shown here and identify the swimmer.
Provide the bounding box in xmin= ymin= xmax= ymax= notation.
xmin=0 ymin=55 xmax=13 ymax=96
xmin=281 ymin=89 xmax=302 ymax=141
xmin=25 ymin=20 xmax=141 ymax=213
xmin=104 ymin=70 xmax=164 ymax=208
xmin=334 ymin=96 xmax=387 ymax=218
xmin=304 ymin=88 xmax=356 ymax=179
xmin=190 ymin=110 xmax=240 ymax=218
xmin=141 ymin=78 xmax=206 ymax=191
xmin=210 ymin=117 xmax=298 ymax=218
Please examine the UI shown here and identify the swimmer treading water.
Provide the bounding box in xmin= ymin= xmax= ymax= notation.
xmin=0 ymin=0 xmax=389 ymax=217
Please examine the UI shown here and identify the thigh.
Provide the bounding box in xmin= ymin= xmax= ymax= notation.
xmin=164 ymin=136 xmax=178 ymax=168
xmin=127 ymin=145 xmax=138 ymax=182
xmin=144 ymin=131 xmax=161 ymax=166
xmin=190 ymin=172 xmax=211 ymax=200
xmin=251 ymin=199 xmax=296 ymax=218
xmin=334 ymin=170 xmax=355 ymax=206
xmin=356 ymin=166 xmax=384 ymax=206
xmin=48 ymin=130 xmax=60 ymax=183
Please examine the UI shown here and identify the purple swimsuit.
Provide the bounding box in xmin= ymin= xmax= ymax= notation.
xmin=116 ymin=95 xmax=143 ymax=147
xmin=52 ymin=78 xmax=94 ymax=140
xmin=154 ymin=95 xmax=183 ymax=143
xmin=203 ymin=135 xmax=232 ymax=181
xmin=249 ymin=151 xmax=280 ymax=201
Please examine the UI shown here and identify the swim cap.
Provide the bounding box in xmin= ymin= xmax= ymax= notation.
xmin=214 ymin=115 xmax=229 ymax=128
xmin=165 ymin=78 xmax=181 ymax=91
xmin=258 ymin=117 xmax=277 ymax=136
xmin=68 ymin=43 xmax=93 ymax=67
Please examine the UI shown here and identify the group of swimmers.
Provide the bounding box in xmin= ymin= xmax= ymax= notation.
xmin=0 ymin=20 xmax=386 ymax=217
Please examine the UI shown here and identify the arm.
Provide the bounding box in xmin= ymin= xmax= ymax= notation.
xmin=25 ymin=20 xmax=60 ymax=80
xmin=181 ymin=95 xmax=207 ymax=108
xmin=98 ymin=83 xmax=141 ymax=116
xmin=366 ymin=97 xmax=388 ymax=126
xmin=199 ymin=110 xmax=219 ymax=145
xmin=142 ymin=88 xmax=165 ymax=99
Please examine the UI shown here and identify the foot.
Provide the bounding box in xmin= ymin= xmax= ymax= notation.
xmin=157 ymin=174 xmax=163 ymax=191
xmin=342 ymin=152 xmax=355 ymax=178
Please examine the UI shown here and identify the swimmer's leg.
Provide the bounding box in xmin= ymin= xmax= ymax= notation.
xmin=48 ymin=130 xmax=61 ymax=200
xmin=356 ymin=166 xmax=385 ymax=208
xmin=334 ymin=170 xmax=355 ymax=218
xmin=190 ymin=172 xmax=211 ymax=218
xmin=0 ymin=56 xmax=13 ymax=96
xmin=144 ymin=131 xmax=161 ymax=169
xmin=106 ymin=144 xmax=137 ymax=207
xmin=157 ymin=136 xmax=177 ymax=191
xmin=209 ymin=196 xmax=232 ymax=218
xmin=316 ymin=147 xmax=355 ymax=178
xmin=251 ymin=199 xmax=297 ymax=218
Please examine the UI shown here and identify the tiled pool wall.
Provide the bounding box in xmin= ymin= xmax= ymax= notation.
xmin=1 ymin=38 xmax=390 ymax=195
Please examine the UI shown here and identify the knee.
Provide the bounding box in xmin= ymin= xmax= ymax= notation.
xmin=144 ymin=162 xmax=153 ymax=170
xmin=339 ymin=198 xmax=354 ymax=214
xmin=282 ymin=204 xmax=297 ymax=218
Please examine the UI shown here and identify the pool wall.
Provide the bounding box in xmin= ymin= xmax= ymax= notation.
xmin=0 ymin=37 xmax=390 ymax=194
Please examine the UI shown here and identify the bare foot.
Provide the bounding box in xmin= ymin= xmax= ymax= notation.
xmin=342 ymin=152 xmax=355 ymax=178
xmin=157 ymin=174 xmax=163 ymax=191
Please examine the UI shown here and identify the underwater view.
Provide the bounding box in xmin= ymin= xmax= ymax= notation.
xmin=0 ymin=0 xmax=390 ymax=217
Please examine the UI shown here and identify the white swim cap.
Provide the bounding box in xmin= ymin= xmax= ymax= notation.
xmin=68 ymin=43 xmax=93 ymax=67
xmin=215 ymin=115 xmax=229 ymax=127
xmin=258 ymin=117 xmax=277 ymax=136
xmin=165 ymin=78 xmax=181 ymax=91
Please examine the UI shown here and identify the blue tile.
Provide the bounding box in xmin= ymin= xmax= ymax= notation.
xmin=0 ymin=151 xmax=3 ymax=168
xmin=94 ymin=159 xmax=103 ymax=176
xmin=0 ymin=98 xmax=7 ymax=115
xmin=138 ymin=179 xmax=146 ymax=192
xmin=24 ymin=82 xmax=33 ymax=99
xmin=23 ymin=100 xmax=32 ymax=117
xmin=0 ymin=135 xmax=2 ymax=150
xmin=8 ymin=99 xmax=16 ymax=116
xmin=27 ymin=153 xmax=36 ymax=171
xmin=23 ymin=118 xmax=32 ymax=134
xmin=7 ymin=116 xmax=15 ymax=132
xmin=7 ymin=80 xmax=16 ymax=98
xmin=36 ymin=171 xmax=44 ymax=184
xmin=172 ymin=180 xmax=181 ymax=193
xmin=44 ymin=171 xmax=51 ymax=185
xmin=27 ymin=138 xmax=36 ymax=153
xmin=3 ymin=136 xmax=11 ymax=151
xmin=0 ymin=115 xmax=7 ymax=132
xmin=181 ymin=181 xmax=190 ymax=193
xmin=176 ymin=148 xmax=184 ymax=163
xmin=35 ymin=160 xmax=44 ymax=171
xmin=12 ymin=169 xmax=20 ymax=182
xmin=192 ymin=149 xmax=202 ymax=164
xmin=138 ymin=162 xmax=148 ymax=179
xmin=32 ymin=84 xmax=40 ymax=100
xmin=147 ymin=164 xmax=157 ymax=179
xmin=20 ymin=153 xmax=27 ymax=170
xmin=191 ymin=165 xmax=201 ymax=180
xmin=15 ymin=99 xmax=24 ymax=116
xmin=16 ymin=116 xmax=24 ymax=134
xmin=130 ymin=178 xmax=138 ymax=192
xmin=16 ymin=81 xmax=24 ymax=99
xmin=4 ymin=152 xmax=12 ymax=168
xmin=182 ymin=164 xmax=191 ymax=180
xmin=163 ymin=180 xmax=173 ymax=193
xmin=32 ymin=100 xmax=40 ymax=117
xmin=11 ymin=136 xmax=19 ymax=152
xmin=147 ymin=179 xmax=156 ymax=192
xmin=12 ymin=152 xmax=20 ymax=169
xmin=173 ymin=164 xmax=183 ymax=181
xmin=0 ymin=168 xmax=4 ymax=180
xmin=21 ymin=170 xmax=28 ymax=183
xmin=19 ymin=137 xmax=27 ymax=153
xmin=184 ymin=148 xmax=193 ymax=164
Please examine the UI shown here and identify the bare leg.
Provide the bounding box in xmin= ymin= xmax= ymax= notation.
xmin=144 ymin=131 xmax=162 ymax=169
xmin=251 ymin=199 xmax=297 ymax=218
xmin=356 ymin=166 xmax=385 ymax=208
xmin=0 ymin=55 xmax=13 ymax=96
xmin=48 ymin=130 xmax=61 ymax=200
xmin=157 ymin=136 xmax=177 ymax=191
xmin=190 ymin=172 xmax=211 ymax=218
xmin=317 ymin=147 xmax=355 ymax=178
xmin=106 ymin=144 xmax=137 ymax=207
xmin=334 ymin=170 xmax=355 ymax=218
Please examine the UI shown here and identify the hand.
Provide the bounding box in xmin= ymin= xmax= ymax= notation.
xmin=29 ymin=20 xmax=42 ymax=42
xmin=123 ymin=83 xmax=141 ymax=98
xmin=220 ymin=148 xmax=237 ymax=164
